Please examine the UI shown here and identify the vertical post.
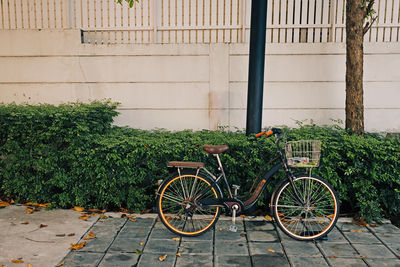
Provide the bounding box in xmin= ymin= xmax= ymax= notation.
xmin=329 ymin=0 xmax=336 ymax=42
xmin=246 ymin=0 xmax=268 ymax=135
xmin=241 ymin=0 xmax=247 ymax=42
xmin=152 ymin=0 xmax=159 ymax=43
xmin=68 ymin=0 xmax=74 ymax=28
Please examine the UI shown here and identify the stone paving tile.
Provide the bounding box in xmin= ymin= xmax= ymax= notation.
xmin=179 ymin=240 xmax=213 ymax=254
xmin=181 ymin=229 xmax=213 ymax=242
xmin=124 ymin=218 xmax=155 ymax=228
xmin=143 ymin=239 xmax=179 ymax=253
xmin=375 ymin=232 xmax=400 ymax=245
xmin=327 ymin=257 xmax=368 ymax=267
xmin=215 ymin=219 xmax=244 ymax=231
xmin=149 ymin=228 xmax=181 ymax=240
xmin=318 ymin=242 xmax=360 ymax=258
xmin=78 ymin=237 xmax=115 ymax=253
xmin=352 ymin=244 xmax=397 ymax=259
xmin=281 ymin=241 xmax=320 ymax=256
xmin=118 ymin=226 xmax=151 ymax=239
xmin=343 ymin=231 xmax=382 ymax=244
xmin=215 ymin=241 xmax=248 ymax=255
xmin=90 ymin=224 xmax=121 ymax=235
xmin=364 ymin=258 xmax=400 ymax=267
xmin=108 ymin=237 xmax=145 ymax=253
xmin=245 ymin=220 xmax=275 ymax=231
xmin=137 ymin=253 xmax=175 ymax=267
xmin=60 ymin=216 xmax=400 ymax=267
xmin=96 ymin=218 xmax=126 ymax=228
xmin=214 ymin=228 xmax=247 ymax=242
xmin=97 ymin=253 xmax=139 ymax=267
xmin=336 ymin=221 xmax=370 ymax=233
xmin=252 ymin=254 xmax=290 ymax=267
xmin=62 ymin=252 xmax=104 ymax=267
xmin=215 ymin=255 xmax=252 ymax=267
xmin=248 ymin=242 xmax=284 ymax=256
xmin=387 ymin=243 xmax=400 ymax=255
xmin=175 ymin=254 xmax=213 ymax=267
xmin=247 ymin=230 xmax=279 ymax=242
xmin=287 ymin=256 xmax=328 ymax=267
xmin=368 ymin=224 xmax=400 ymax=235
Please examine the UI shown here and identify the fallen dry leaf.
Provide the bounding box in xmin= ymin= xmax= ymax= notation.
xmin=172 ymin=237 xmax=179 ymax=241
xmin=56 ymin=234 xmax=66 ymax=237
xmin=89 ymin=232 xmax=96 ymax=237
xmin=267 ymin=248 xmax=276 ymax=253
xmin=359 ymin=256 xmax=368 ymax=259
xmin=370 ymin=223 xmax=376 ymax=227
xmin=159 ymin=254 xmax=168 ymax=262
xmin=350 ymin=230 xmax=362 ymax=233
xmin=56 ymin=261 xmax=65 ymax=266
xmin=138 ymin=230 xmax=143 ymax=233
xmin=11 ymin=259 xmax=24 ymax=263
xmin=265 ymin=215 xmax=273 ymax=221
xmin=328 ymin=256 xmax=337 ymax=259
xmin=26 ymin=208 xmax=34 ymax=214
xmin=240 ymin=215 xmax=246 ymax=218
xmin=70 ymin=241 xmax=87 ymax=251
xmin=38 ymin=224 xmax=48 ymax=228
xmin=129 ymin=219 xmax=136 ymax=222
xmin=176 ymin=252 xmax=182 ymax=257
xmin=28 ymin=264 xmax=33 ymax=267
xmin=99 ymin=214 xmax=108 ymax=219
xmin=126 ymin=214 xmax=135 ymax=218
xmin=21 ymin=221 xmax=29 ymax=225
xmin=83 ymin=236 xmax=95 ymax=240
xmin=0 ymin=201 xmax=10 ymax=207
xmin=139 ymin=242 xmax=144 ymax=246
xmin=74 ymin=206 xmax=85 ymax=212
xmin=67 ymin=233 xmax=75 ymax=237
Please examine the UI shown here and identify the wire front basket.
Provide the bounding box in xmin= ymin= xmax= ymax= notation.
xmin=285 ymin=140 xmax=322 ymax=168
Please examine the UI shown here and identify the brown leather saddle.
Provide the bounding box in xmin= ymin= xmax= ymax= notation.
xmin=202 ymin=145 xmax=229 ymax=154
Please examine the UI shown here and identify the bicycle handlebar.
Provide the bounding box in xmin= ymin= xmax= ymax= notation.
xmin=255 ymin=128 xmax=283 ymax=138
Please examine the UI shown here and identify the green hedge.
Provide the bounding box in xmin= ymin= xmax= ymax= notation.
xmin=0 ymin=102 xmax=399 ymax=222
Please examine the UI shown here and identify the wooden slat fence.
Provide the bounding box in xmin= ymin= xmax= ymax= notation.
xmin=1 ymin=0 xmax=399 ymax=43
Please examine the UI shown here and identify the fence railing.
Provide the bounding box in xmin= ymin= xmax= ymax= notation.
xmin=1 ymin=0 xmax=399 ymax=44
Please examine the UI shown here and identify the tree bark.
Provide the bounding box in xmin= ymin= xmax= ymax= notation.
xmin=346 ymin=0 xmax=365 ymax=135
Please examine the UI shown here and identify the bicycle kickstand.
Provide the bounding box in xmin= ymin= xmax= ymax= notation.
xmin=229 ymin=185 xmax=240 ymax=232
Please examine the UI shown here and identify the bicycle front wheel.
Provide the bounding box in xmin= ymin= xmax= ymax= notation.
xmin=157 ymin=172 xmax=221 ymax=236
xmin=273 ymin=176 xmax=339 ymax=241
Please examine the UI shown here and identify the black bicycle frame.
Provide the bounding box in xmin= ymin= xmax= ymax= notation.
xmin=195 ymin=134 xmax=305 ymax=208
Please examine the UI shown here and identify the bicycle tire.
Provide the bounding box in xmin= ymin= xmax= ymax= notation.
xmin=272 ymin=175 xmax=339 ymax=241
xmin=157 ymin=171 xmax=222 ymax=237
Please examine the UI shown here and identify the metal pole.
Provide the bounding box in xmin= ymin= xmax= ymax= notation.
xmin=68 ymin=0 xmax=74 ymax=29
xmin=246 ymin=0 xmax=268 ymax=136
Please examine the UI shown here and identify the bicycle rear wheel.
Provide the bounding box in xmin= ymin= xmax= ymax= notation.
xmin=157 ymin=172 xmax=221 ymax=236
xmin=272 ymin=176 xmax=339 ymax=241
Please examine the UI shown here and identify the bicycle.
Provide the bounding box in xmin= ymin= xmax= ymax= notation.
xmin=156 ymin=128 xmax=340 ymax=241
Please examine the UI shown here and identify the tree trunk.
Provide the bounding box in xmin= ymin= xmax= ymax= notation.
xmin=346 ymin=0 xmax=365 ymax=135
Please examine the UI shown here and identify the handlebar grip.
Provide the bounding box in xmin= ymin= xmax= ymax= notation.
xmin=265 ymin=130 xmax=274 ymax=137
xmin=255 ymin=132 xmax=265 ymax=138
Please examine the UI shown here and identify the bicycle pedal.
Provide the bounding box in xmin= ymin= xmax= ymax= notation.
xmin=229 ymin=225 xmax=238 ymax=232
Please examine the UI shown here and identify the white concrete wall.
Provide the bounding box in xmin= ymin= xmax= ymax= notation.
xmin=0 ymin=29 xmax=399 ymax=132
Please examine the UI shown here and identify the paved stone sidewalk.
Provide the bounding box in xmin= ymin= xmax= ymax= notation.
xmin=61 ymin=215 xmax=400 ymax=267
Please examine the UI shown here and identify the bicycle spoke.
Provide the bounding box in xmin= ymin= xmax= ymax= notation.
xmin=158 ymin=174 xmax=220 ymax=236
xmin=275 ymin=177 xmax=338 ymax=240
